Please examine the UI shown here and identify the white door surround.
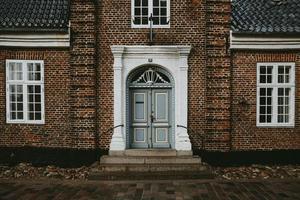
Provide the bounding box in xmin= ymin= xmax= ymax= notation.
xmin=110 ymin=45 xmax=192 ymax=155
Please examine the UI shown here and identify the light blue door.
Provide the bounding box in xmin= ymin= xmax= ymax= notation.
xmin=130 ymin=89 xmax=171 ymax=148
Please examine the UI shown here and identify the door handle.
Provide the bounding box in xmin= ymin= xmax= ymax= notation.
xmin=150 ymin=114 xmax=155 ymax=123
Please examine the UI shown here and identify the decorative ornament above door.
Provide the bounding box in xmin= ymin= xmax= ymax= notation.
xmin=130 ymin=67 xmax=171 ymax=88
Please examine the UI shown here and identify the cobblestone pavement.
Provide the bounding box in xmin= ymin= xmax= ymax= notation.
xmin=0 ymin=179 xmax=299 ymax=200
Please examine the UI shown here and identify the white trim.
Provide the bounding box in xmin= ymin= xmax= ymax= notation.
xmin=6 ymin=60 xmax=45 ymax=124
xmin=256 ymin=62 xmax=295 ymax=127
xmin=0 ymin=32 xmax=70 ymax=47
xmin=131 ymin=0 xmax=170 ymax=28
xmin=109 ymin=45 xmax=192 ymax=152
xmin=230 ymin=31 xmax=300 ymax=49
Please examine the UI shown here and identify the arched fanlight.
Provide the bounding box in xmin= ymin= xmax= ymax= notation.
xmin=132 ymin=68 xmax=170 ymax=85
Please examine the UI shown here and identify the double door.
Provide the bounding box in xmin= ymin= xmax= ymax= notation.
xmin=130 ymin=88 xmax=172 ymax=149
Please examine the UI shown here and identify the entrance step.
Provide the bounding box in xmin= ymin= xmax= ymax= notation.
xmin=91 ymin=163 xmax=207 ymax=173
xmin=88 ymin=170 xmax=214 ymax=181
xmin=100 ymin=155 xmax=201 ymax=164
xmin=91 ymin=150 xmax=210 ymax=180
xmin=124 ymin=149 xmax=178 ymax=157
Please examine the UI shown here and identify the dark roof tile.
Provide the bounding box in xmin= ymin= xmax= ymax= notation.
xmin=0 ymin=0 xmax=69 ymax=32
xmin=232 ymin=0 xmax=300 ymax=34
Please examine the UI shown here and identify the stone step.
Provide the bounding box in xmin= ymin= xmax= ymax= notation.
xmin=124 ymin=149 xmax=178 ymax=157
xmin=100 ymin=155 xmax=201 ymax=164
xmin=88 ymin=170 xmax=214 ymax=180
xmin=109 ymin=149 xmax=193 ymax=157
xmin=93 ymin=163 xmax=207 ymax=173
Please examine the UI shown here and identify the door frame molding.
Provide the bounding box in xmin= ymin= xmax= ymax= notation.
xmin=110 ymin=45 xmax=192 ymax=155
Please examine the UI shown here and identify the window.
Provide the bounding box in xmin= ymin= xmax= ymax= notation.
xmin=132 ymin=0 xmax=170 ymax=28
xmin=257 ymin=63 xmax=295 ymax=127
xmin=6 ymin=60 xmax=45 ymax=124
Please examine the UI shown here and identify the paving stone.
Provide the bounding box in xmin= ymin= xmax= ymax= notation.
xmin=0 ymin=179 xmax=299 ymax=200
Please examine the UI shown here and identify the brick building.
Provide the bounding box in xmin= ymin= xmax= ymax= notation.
xmin=0 ymin=0 xmax=299 ymax=164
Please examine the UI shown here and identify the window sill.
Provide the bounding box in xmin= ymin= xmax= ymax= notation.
xmin=256 ymin=124 xmax=295 ymax=128
xmin=6 ymin=121 xmax=45 ymax=125
xmin=131 ymin=24 xmax=170 ymax=29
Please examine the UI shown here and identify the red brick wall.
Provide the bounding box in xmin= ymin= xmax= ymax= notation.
xmin=0 ymin=49 xmax=73 ymax=147
xmin=231 ymin=51 xmax=300 ymax=150
xmin=204 ymin=0 xmax=231 ymax=151
xmin=1 ymin=0 xmax=298 ymax=152
xmin=97 ymin=0 xmax=209 ymax=149
xmin=69 ymin=0 xmax=98 ymax=148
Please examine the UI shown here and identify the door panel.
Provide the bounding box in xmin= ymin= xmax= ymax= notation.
xmin=130 ymin=89 xmax=171 ymax=149
xmin=130 ymin=90 xmax=150 ymax=148
xmin=155 ymin=92 xmax=168 ymax=121
xmin=152 ymin=89 xmax=171 ymax=148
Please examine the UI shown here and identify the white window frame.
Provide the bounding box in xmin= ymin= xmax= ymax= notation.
xmin=6 ymin=60 xmax=45 ymax=124
xmin=131 ymin=0 xmax=170 ymax=28
xmin=256 ymin=62 xmax=295 ymax=127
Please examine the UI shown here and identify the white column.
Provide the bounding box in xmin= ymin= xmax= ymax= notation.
xmin=175 ymin=46 xmax=192 ymax=151
xmin=110 ymin=46 xmax=126 ymax=152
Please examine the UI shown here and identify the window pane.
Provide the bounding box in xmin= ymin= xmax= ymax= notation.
xmin=260 ymin=97 xmax=266 ymax=105
xmin=259 ymin=115 xmax=265 ymax=123
xmin=153 ymin=17 xmax=159 ymax=25
xmin=260 ymin=88 xmax=266 ymax=96
xmin=260 ymin=75 xmax=266 ymax=83
xmin=17 ymin=94 xmax=23 ymax=102
xmin=267 ymin=88 xmax=272 ymax=96
xmin=28 ymin=63 xmax=41 ymax=81
xmin=153 ymin=0 xmax=159 ymax=6
xmin=142 ymin=0 xmax=147 ymax=6
xmin=17 ymin=103 xmax=23 ymax=111
xmin=17 ymin=112 xmax=23 ymax=120
xmin=35 ymin=104 xmax=41 ymax=112
xmin=135 ymin=0 xmax=140 ymax=6
xmin=135 ymin=8 xmax=141 ymax=15
xmin=260 ymin=66 xmax=266 ymax=74
xmin=9 ymin=62 xmax=23 ymax=81
xmin=35 ymin=112 xmax=42 ymax=120
xmin=29 ymin=112 xmax=34 ymax=120
xmin=142 ymin=17 xmax=148 ymax=24
xmin=260 ymin=106 xmax=266 ymax=114
xmin=135 ymin=17 xmax=141 ymax=24
xmin=153 ymin=8 xmax=159 ymax=15
xmin=267 ymin=115 xmax=272 ymax=123
xmin=267 ymin=66 xmax=272 ymax=74
xmin=278 ymin=66 xmax=284 ymax=74
xmin=278 ymin=115 xmax=283 ymax=123
xmin=28 ymin=85 xmax=34 ymax=93
xmin=160 ymin=0 xmax=167 ymax=7
xmin=17 ymin=85 xmax=22 ymax=93
xmin=142 ymin=8 xmax=148 ymax=15
xmin=160 ymin=8 xmax=167 ymax=16
xmin=11 ymin=112 xmax=16 ymax=120
xmin=160 ymin=17 xmax=167 ymax=24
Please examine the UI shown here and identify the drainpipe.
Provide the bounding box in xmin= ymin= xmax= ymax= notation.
xmin=227 ymin=32 xmax=233 ymax=152
xmin=92 ymin=0 xmax=100 ymax=150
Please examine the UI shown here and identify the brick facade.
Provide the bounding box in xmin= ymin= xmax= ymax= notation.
xmin=0 ymin=49 xmax=72 ymax=147
xmin=231 ymin=51 xmax=300 ymax=150
xmin=0 ymin=0 xmax=299 ymax=152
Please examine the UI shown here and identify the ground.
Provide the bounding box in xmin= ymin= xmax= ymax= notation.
xmin=0 ymin=164 xmax=299 ymax=199
xmin=0 ymin=179 xmax=300 ymax=200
